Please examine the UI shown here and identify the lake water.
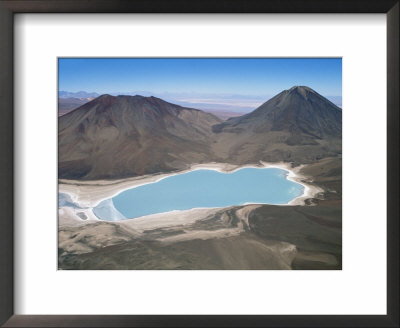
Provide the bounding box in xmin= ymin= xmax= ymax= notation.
xmin=93 ymin=168 xmax=304 ymax=221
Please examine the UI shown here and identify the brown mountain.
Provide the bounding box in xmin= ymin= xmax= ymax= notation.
xmin=211 ymin=86 xmax=342 ymax=165
xmin=213 ymin=86 xmax=341 ymax=137
xmin=58 ymin=95 xmax=222 ymax=179
xmin=59 ymin=87 xmax=342 ymax=180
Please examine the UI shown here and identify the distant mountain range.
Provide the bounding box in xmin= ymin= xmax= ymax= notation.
xmin=59 ymin=91 xmax=100 ymax=98
xmin=58 ymin=90 xmax=342 ymax=117
xmin=58 ymin=91 xmax=100 ymax=116
xmin=58 ymin=97 xmax=95 ymax=116
xmin=58 ymin=86 xmax=342 ymax=180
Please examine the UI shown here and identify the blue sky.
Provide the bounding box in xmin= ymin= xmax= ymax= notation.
xmin=59 ymin=58 xmax=341 ymax=96
xmin=59 ymin=58 xmax=341 ymax=112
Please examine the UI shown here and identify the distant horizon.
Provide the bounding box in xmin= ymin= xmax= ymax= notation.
xmin=58 ymin=86 xmax=342 ymax=112
xmin=59 ymin=58 xmax=341 ymax=112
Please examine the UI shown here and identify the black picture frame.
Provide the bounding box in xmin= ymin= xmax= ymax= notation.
xmin=0 ymin=1 xmax=398 ymax=327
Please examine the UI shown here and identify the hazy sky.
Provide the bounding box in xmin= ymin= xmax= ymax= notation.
xmin=58 ymin=58 xmax=342 ymax=98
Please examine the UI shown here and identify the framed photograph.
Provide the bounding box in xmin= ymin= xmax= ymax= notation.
xmin=0 ymin=0 xmax=398 ymax=327
xmin=57 ymin=57 xmax=343 ymax=271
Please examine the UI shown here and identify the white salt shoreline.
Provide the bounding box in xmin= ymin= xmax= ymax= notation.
xmin=58 ymin=161 xmax=322 ymax=224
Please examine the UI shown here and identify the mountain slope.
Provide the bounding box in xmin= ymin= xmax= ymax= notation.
xmin=211 ymin=86 xmax=342 ymax=164
xmin=59 ymin=87 xmax=342 ymax=180
xmin=214 ymin=86 xmax=341 ymax=137
xmin=59 ymin=95 xmax=222 ymax=179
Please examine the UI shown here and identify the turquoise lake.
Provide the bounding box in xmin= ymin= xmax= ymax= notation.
xmin=93 ymin=168 xmax=304 ymax=221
